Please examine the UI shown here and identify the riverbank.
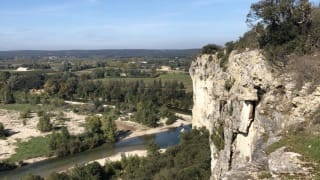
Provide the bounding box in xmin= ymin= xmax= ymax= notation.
xmin=116 ymin=113 xmax=192 ymax=141
xmin=0 ymin=109 xmax=86 ymax=161
xmin=0 ymin=109 xmax=191 ymax=166
xmin=0 ymin=125 xmax=191 ymax=179
xmin=91 ymin=148 xmax=167 ymax=166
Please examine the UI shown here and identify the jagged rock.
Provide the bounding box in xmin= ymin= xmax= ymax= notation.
xmin=314 ymin=87 xmax=320 ymax=96
xmin=239 ymin=88 xmax=258 ymax=101
xmin=190 ymin=50 xmax=320 ymax=179
xmin=239 ymin=101 xmax=254 ymax=134
xmin=268 ymin=147 xmax=311 ymax=175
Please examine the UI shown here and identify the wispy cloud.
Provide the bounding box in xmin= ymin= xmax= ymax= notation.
xmin=0 ymin=4 xmax=72 ymax=16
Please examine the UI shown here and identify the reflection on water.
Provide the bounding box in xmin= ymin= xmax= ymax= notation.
xmin=0 ymin=125 xmax=191 ymax=179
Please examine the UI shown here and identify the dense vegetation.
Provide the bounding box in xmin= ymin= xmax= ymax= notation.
xmin=49 ymin=115 xmax=117 ymax=157
xmin=204 ymin=0 xmax=320 ymax=67
xmin=246 ymin=0 xmax=320 ymax=64
xmin=0 ymin=69 xmax=191 ymax=127
xmin=22 ymin=128 xmax=211 ymax=180
xmin=201 ymin=44 xmax=221 ymax=54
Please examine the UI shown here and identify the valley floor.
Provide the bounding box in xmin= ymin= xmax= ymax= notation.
xmin=0 ymin=108 xmax=191 ymax=165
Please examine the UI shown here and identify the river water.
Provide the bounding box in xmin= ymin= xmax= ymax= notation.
xmin=0 ymin=125 xmax=191 ymax=179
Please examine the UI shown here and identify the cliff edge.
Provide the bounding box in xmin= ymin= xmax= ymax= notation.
xmin=190 ymin=49 xmax=320 ymax=179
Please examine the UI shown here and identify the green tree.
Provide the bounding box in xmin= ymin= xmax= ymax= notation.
xmin=101 ymin=116 xmax=117 ymax=142
xmin=147 ymin=141 xmax=160 ymax=156
xmin=0 ymin=122 xmax=5 ymax=138
xmin=135 ymin=101 xmax=159 ymax=127
xmin=44 ymin=79 xmax=59 ymax=95
xmin=85 ymin=116 xmax=102 ymax=134
xmin=0 ymin=71 xmax=10 ymax=84
xmin=310 ymin=7 xmax=320 ymax=49
xmin=46 ymin=172 xmax=71 ymax=180
xmin=165 ymin=112 xmax=177 ymax=125
xmin=71 ymin=162 xmax=105 ymax=180
xmin=159 ymin=105 xmax=170 ymax=118
xmin=246 ymin=0 xmax=313 ymax=62
xmin=21 ymin=173 xmax=44 ymax=180
xmin=1 ymin=85 xmax=15 ymax=104
xmin=37 ymin=114 xmax=52 ymax=132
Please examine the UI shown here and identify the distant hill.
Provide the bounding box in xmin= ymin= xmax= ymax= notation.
xmin=0 ymin=49 xmax=200 ymax=59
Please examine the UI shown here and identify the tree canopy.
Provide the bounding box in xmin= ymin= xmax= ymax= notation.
xmin=245 ymin=0 xmax=320 ymax=64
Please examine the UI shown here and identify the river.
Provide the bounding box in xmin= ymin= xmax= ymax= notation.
xmin=0 ymin=125 xmax=191 ymax=179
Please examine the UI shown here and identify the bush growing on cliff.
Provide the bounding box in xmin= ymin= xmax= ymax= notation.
xmin=211 ymin=123 xmax=225 ymax=151
xmin=216 ymin=41 xmax=236 ymax=71
xmin=201 ymin=44 xmax=221 ymax=54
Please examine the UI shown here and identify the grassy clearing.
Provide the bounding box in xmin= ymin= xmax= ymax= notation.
xmin=159 ymin=72 xmax=192 ymax=92
xmin=9 ymin=136 xmax=52 ymax=162
xmin=266 ymin=131 xmax=320 ymax=178
xmin=0 ymin=103 xmax=67 ymax=114
xmin=0 ymin=104 xmax=40 ymax=112
xmin=266 ymin=132 xmax=320 ymax=161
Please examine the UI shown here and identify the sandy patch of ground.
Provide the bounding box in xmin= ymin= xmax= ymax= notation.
xmin=23 ymin=157 xmax=49 ymax=164
xmin=0 ymin=109 xmax=87 ymax=161
xmin=0 ymin=110 xmax=44 ymax=160
xmin=62 ymin=111 xmax=86 ymax=135
xmin=91 ymin=149 xmax=167 ymax=166
xmin=64 ymin=101 xmax=87 ymax=105
xmin=116 ymin=113 xmax=192 ymax=140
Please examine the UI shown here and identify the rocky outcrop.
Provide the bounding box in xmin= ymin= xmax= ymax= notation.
xmin=190 ymin=50 xmax=319 ymax=179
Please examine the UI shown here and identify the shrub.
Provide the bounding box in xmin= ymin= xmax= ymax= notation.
xmin=0 ymin=122 xmax=5 ymax=137
xmin=258 ymin=171 xmax=272 ymax=179
xmin=20 ymin=109 xmax=31 ymax=119
xmin=37 ymin=110 xmax=45 ymax=117
xmin=211 ymin=123 xmax=225 ymax=151
xmin=224 ymin=78 xmax=235 ymax=91
xmin=21 ymin=173 xmax=44 ymax=180
xmin=37 ymin=114 xmax=52 ymax=132
xmin=165 ymin=112 xmax=177 ymax=125
xmin=201 ymin=44 xmax=221 ymax=54
xmin=234 ymin=30 xmax=259 ymax=50
xmin=0 ymin=160 xmax=17 ymax=171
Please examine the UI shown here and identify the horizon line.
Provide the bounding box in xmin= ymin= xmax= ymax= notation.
xmin=0 ymin=48 xmax=201 ymax=52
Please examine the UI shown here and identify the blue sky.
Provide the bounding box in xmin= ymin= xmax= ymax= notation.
xmin=0 ymin=0 xmax=319 ymax=50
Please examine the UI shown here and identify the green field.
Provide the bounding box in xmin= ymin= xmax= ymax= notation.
xmin=101 ymin=72 xmax=193 ymax=92
xmin=0 ymin=104 xmax=39 ymax=112
xmin=10 ymin=136 xmax=52 ymax=162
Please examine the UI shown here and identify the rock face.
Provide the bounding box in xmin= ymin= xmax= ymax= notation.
xmin=189 ymin=50 xmax=319 ymax=179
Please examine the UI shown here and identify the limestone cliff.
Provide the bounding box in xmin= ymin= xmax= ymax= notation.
xmin=190 ymin=50 xmax=320 ymax=179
